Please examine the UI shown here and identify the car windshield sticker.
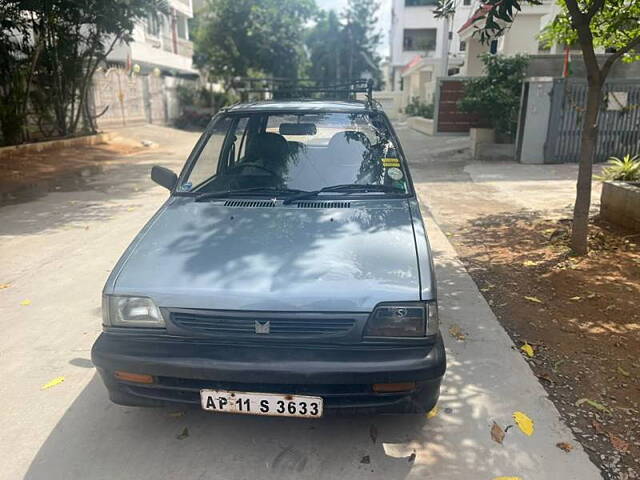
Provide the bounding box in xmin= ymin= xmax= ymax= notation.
xmin=179 ymin=182 xmax=193 ymax=192
xmin=382 ymin=157 xmax=400 ymax=168
xmin=387 ymin=167 xmax=404 ymax=181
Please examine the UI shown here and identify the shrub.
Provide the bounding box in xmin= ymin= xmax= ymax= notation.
xmin=405 ymin=97 xmax=434 ymax=119
xmin=597 ymin=154 xmax=640 ymax=182
xmin=458 ymin=54 xmax=529 ymax=140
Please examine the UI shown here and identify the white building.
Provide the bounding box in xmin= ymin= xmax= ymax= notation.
xmin=458 ymin=1 xmax=560 ymax=76
xmin=107 ymin=0 xmax=197 ymax=76
xmin=94 ymin=0 xmax=198 ymax=127
xmin=389 ymin=0 xmax=475 ymax=93
xmin=389 ymin=0 xmax=557 ymax=107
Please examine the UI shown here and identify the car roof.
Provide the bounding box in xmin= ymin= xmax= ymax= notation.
xmin=223 ymin=100 xmax=372 ymax=114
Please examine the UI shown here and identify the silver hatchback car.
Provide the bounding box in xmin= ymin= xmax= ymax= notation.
xmin=92 ymin=93 xmax=445 ymax=417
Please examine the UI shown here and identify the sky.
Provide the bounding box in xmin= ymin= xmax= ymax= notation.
xmin=317 ymin=0 xmax=393 ymax=57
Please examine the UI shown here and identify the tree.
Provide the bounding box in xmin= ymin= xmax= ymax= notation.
xmin=0 ymin=0 xmax=164 ymax=144
xmin=451 ymin=0 xmax=640 ymax=255
xmin=306 ymin=10 xmax=343 ymax=85
xmin=342 ymin=0 xmax=382 ymax=84
xmin=0 ymin=3 xmax=41 ymax=144
xmin=306 ymin=0 xmax=382 ymax=86
xmin=193 ymin=0 xmax=316 ymax=84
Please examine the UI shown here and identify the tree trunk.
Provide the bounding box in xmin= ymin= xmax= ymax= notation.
xmin=570 ymin=80 xmax=602 ymax=255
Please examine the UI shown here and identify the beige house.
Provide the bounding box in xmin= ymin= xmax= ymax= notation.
xmin=458 ymin=2 xmax=558 ymax=76
xmin=391 ymin=0 xmax=559 ymax=113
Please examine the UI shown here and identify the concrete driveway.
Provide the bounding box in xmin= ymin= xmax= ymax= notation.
xmin=0 ymin=124 xmax=600 ymax=479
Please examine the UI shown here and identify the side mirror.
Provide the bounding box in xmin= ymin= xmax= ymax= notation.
xmin=151 ymin=165 xmax=177 ymax=191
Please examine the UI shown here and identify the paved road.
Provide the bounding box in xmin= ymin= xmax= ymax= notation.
xmin=0 ymin=124 xmax=600 ymax=479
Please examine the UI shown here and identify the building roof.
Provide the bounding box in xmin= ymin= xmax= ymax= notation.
xmin=457 ymin=4 xmax=493 ymax=34
xmin=224 ymin=100 xmax=371 ymax=113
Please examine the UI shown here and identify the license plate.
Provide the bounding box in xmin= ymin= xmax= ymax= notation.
xmin=200 ymin=389 xmax=323 ymax=418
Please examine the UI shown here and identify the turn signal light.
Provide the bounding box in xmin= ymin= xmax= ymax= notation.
xmin=114 ymin=371 xmax=154 ymax=384
xmin=372 ymin=382 xmax=416 ymax=393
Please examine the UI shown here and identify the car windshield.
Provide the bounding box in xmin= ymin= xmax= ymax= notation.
xmin=179 ymin=111 xmax=409 ymax=196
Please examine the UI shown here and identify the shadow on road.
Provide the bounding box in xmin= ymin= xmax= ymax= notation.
xmin=24 ymin=375 xmax=423 ymax=480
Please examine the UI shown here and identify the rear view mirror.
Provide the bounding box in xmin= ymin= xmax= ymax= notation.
xmin=151 ymin=165 xmax=177 ymax=191
xmin=279 ymin=123 xmax=317 ymax=136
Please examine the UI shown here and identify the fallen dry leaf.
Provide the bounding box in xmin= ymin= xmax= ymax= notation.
xmin=176 ymin=427 xmax=189 ymax=440
xmin=569 ymin=296 xmax=581 ymax=301
xmin=513 ymin=411 xmax=534 ymax=436
xmin=369 ymin=424 xmax=378 ymax=444
xmin=556 ymin=442 xmax=573 ymax=452
xmin=608 ymin=433 xmax=629 ymax=453
xmin=492 ymin=477 xmax=523 ymax=480
xmin=20 ymin=299 xmax=32 ymax=306
xmin=524 ymin=296 xmax=543 ymax=304
xmin=41 ymin=376 xmax=65 ymax=390
xmin=449 ymin=325 xmax=466 ymax=341
xmin=575 ymin=398 xmax=611 ymax=414
xmin=536 ymin=372 xmax=553 ymax=384
xmin=592 ymin=420 xmax=606 ymax=435
xmin=426 ymin=406 xmax=440 ymax=419
xmin=491 ymin=421 xmax=505 ymax=444
xmin=617 ymin=366 xmax=630 ymax=377
xmin=520 ymin=342 xmax=534 ymax=357
xmin=522 ymin=260 xmax=540 ymax=267
xmin=0 ymin=283 xmax=10 ymax=289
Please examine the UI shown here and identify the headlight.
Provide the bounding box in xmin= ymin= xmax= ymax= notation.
xmin=364 ymin=302 xmax=439 ymax=337
xmin=103 ymin=295 xmax=165 ymax=328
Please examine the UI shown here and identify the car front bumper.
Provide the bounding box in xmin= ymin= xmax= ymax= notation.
xmin=91 ymin=332 xmax=446 ymax=414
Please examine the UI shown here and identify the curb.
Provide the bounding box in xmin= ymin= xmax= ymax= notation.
xmin=0 ymin=132 xmax=113 ymax=159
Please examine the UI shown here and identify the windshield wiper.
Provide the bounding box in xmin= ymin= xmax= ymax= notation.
xmin=195 ymin=187 xmax=308 ymax=202
xmin=282 ymin=184 xmax=405 ymax=204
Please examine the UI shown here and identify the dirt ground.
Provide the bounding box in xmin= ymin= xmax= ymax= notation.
xmin=0 ymin=136 xmax=152 ymax=204
xmin=447 ymin=214 xmax=640 ymax=480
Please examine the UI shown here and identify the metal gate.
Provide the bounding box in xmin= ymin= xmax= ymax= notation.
xmin=92 ymin=68 xmax=152 ymax=128
xmin=146 ymin=75 xmax=166 ymax=124
xmin=433 ymin=78 xmax=491 ymax=134
xmin=545 ymin=78 xmax=640 ymax=163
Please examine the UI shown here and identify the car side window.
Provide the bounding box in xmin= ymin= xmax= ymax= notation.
xmin=188 ymin=116 xmax=233 ymax=189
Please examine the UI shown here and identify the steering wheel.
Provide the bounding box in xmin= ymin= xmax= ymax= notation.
xmin=233 ymin=162 xmax=279 ymax=177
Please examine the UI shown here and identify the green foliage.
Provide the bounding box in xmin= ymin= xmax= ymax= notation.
xmin=193 ymin=0 xmax=316 ymax=82
xmin=306 ymin=10 xmax=343 ymax=86
xmin=538 ymin=1 xmax=640 ymax=64
xmin=597 ymin=154 xmax=640 ymax=182
xmin=177 ymin=84 xmax=238 ymax=110
xmin=433 ymin=0 xmax=455 ymax=19
xmin=306 ymin=0 xmax=382 ymax=86
xmin=404 ymin=98 xmax=434 ymax=119
xmin=0 ymin=0 xmax=164 ymax=145
xmin=458 ymin=54 xmax=528 ymax=138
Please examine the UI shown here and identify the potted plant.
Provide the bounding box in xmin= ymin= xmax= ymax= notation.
xmin=599 ymin=154 xmax=640 ymax=231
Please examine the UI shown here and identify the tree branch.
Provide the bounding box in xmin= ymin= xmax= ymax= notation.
xmin=564 ymin=0 xmax=602 ymax=84
xmin=601 ymin=35 xmax=640 ymax=79
xmin=586 ymin=0 xmax=606 ymax=20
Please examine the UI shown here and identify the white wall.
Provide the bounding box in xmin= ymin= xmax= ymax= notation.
xmin=501 ymin=15 xmax=544 ymax=55
xmin=389 ymin=0 xmax=476 ymax=90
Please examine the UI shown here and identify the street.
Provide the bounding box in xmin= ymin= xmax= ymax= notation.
xmin=0 ymin=124 xmax=601 ymax=480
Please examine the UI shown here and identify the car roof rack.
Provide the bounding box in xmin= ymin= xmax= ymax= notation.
xmin=234 ymin=78 xmax=376 ymax=108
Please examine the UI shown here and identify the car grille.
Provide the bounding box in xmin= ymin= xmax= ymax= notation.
xmin=170 ymin=310 xmax=358 ymax=339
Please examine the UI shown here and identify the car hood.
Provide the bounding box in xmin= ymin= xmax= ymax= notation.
xmin=110 ymin=197 xmax=425 ymax=311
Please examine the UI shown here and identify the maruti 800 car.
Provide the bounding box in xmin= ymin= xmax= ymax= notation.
xmin=92 ymin=90 xmax=445 ymax=417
